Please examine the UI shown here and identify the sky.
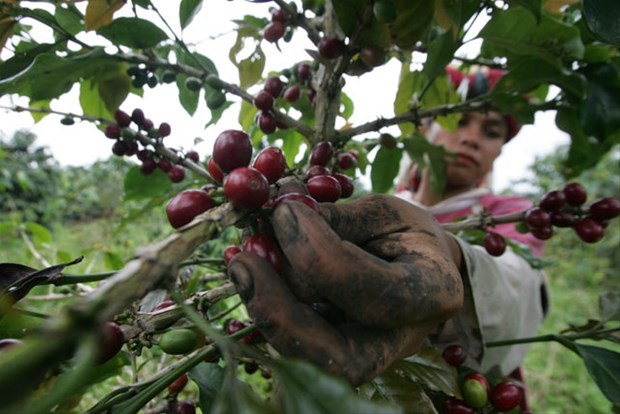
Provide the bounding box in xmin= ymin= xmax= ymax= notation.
xmin=0 ymin=1 xmax=570 ymax=193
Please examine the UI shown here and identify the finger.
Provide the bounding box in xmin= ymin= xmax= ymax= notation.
xmin=272 ymin=202 xmax=462 ymax=327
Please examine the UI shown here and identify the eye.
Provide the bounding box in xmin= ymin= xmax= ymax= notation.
xmin=457 ymin=115 xmax=470 ymax=127
xmin=484 ymin=127 xmax=503 ymax=139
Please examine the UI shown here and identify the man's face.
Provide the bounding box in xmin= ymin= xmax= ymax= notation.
xmin=429 ymin=112 xmax=508 ymax=188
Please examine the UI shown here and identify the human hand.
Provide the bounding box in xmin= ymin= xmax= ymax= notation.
xmin=228 ymin=194 xmax=464 ymax=385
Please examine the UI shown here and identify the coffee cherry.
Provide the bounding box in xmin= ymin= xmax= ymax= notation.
xmin=159 ymin=122 xmax=172 ymax=137
xmin=263 ymin=76 xmax=284 ymax=97
xmin=563 ymin=182 xmax=587 ymax=206
xmin=263 ymin=21 xmax=286 ymax=43
xmin=206 ymin=90 xmax=226 ymax=110
xmin=373 ymin=0 xmax=397 ymax=24
xmin=307 ymin=175 xmax=342 ymax=203
xmin=257 ymin=111 xmax=277 ymax=134
xmin=104 ymin=124 xmax=121 ymax=139
xmin=114 ymin=109 xmax=131 ymax=127
xmin=530 ymin=226 xmax=554 ymax=240
xmin=152 ymin=299 xmax=175 ymax=312
xmin=539 ymin=190 xmax=566 ymax=212
xmin=131 ymin=108 xmax=145 ymax=126
xmin=166 ymin=189 xmax=215 ymax=229
xmin=168 ymin=373 xmax=189 ymax=393
xmin=309 ymin=141 xmax=334 ymax=166
xmin=186 ymin=150 xmax=200 ymax=163
xmin=97 ymin=321 xmax=124 ymax=364
xmin=244 ymin=361 xmax=259 ymax=374
xmin=337 ymin=152 xmax=357 ymax=170
xmin=60 ymin=116 xmax=75 ymax=125
xmin=483 ymin=231 xmax=506 ymax=256
xmin=159 ymin=328 xmax=199 ymax=355
xmin=524 ymin=207 xmax=551 ymax=229
xmin=589 ymin=197 xmax=620 ymax=221
xmin=0 ymin=338 xmax=23 ymax=352
xmin=332 ymin=173 xmax=354 ymax=198
xmin=574 ymin=218 xmax=604 ymax=243
xmin=442 ymin=344 xmax=466 ymax=366
xmin=225 ymin=318 xmax=248 ymax=335
xmin=465 ymin=372 xmax=490 ymax=394
xmin=253 ymin=91 xmax=275 ymax=111
xmin=111 ymin=140 xmax=129 ymax=156
xmin=462 ymin=378 xmax=488 ymax=409
xmin=443 ymin=397 xmax=475 ymax=414
xmin=167 ymin=165 xmax=186 ymax=183
xmin=489 ymin=381 xmax=521 ymax=412
xmin=307 ymin=87 xmax=317 ymax=103
xmin=274 ymin=193 xmax=321 ymax=214
xmin=175 ymin=401 xmax=196 ymax=414
xmin=359 ymin=45 xmax=387 ymax=68
xmin=142 ymin=118 xmax=154 ymax=131
xmin=253 ymin=146 xmax=286 ymax=184
xmin=297 ymin=62 xmax=313 ymax=82
xmin=283 ymin=85 xmax=301 ymax=102
xmin=207 ymin=157 xmax=224 ymax=184
xmin=213 ymin=129 xmax=253 ymax=173
xmin=306 ymin=164 xmax=331 ymax=179
xmin=551 ymin=211 xmax=576 ymax=227
xmin=158 ymin=158 xmax=173 ymax=173
xmin=224 ymin=167 xmax=270 ymax=210
xmin=318 ymin=37 xmax=346 ymax=59
xmin=184 ymin=76 xmax=202 ymax=91
xmin=140 ymin=158 xmax=157 ymax=175
xmin=271 ymin=8 xmax=287 ymax=23
xmin=224 ymin=245 xmax=242 ymax=265
xmin=242 ymin=234 xmax=283 ymax=274
xmin=162 ymin=71 xmax=177 ymax=84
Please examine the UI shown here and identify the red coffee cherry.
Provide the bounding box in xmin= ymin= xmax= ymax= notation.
xmin=539 ymin=190 xmax=566 ymax=212
xmin=114 ymin=109 xmax=131 ymax=127
xmin=166 ymin=189 xmax=215 ymax=229
xmin=271 ymin=8 xmax=287 ymax=22
xmin=253 ymin=146 xmax=287 ymax=184
xmin=159 ymin=122 xmax=172 ymax=137
xmin=297 ymin=62 xmax=313 ymax=82
xmin=307 ymin=175 xmax=341 ymax=203
xmin=257 ymin=111 xmax=277 ymax=134
xmin=140 ymin=158 xmax=157 ymax=175
xmin=442 ymin=344 xmax=467 ymax=366
xmin=212 ymin=129 xmax=253 ymax=173
xmin=574 ymin=217 xmax=604 ymax=243
xmin=332 ymin=173 xmax=354 ymax=198
xmin=283 ymin=85 xmax=301 ymax=102
xmin=310 ymin=141 xmax=334 ymax=166
xmin=142 ymin=118 xmax=154 ymax=130
xmin=563 ymin=182 xmax=587 ymax=206
xmin=359 ymin=44 xmax=387 ymax=68
xmin=551 ymin=211 xmax=576 ymax=227
xmin=224 ymin=167 xmax=270 ymax=211
xmin=443 ymin=397 xmax=475 ymax=414
xmin=167 ymin=373 xmax=189 ymax=394
xmin=263 ymin=21 xmax=286 ymax=43
xmin=186 ymin=150 xmax=200 ymax=163
xmin=530 ymin=226 xmax=554 ymax=240
xmin=175 ymin=401 xmax=196 ymax=414
xmin=589 ymin=197 xmax=620 ymax=221
xmin=524 ymin=207 xmax=552 ymax=229
xmin=489 ymin=381 xmax=522 ymax=412
xmin=253 ymin=91 xmax=275 ymax=111
xmin=104 ymin=124 xmax=121 ymax=139
xmin=167 ymin=165 xmax=186 ymax=183
xmin=264 ymin=76 xmax=284 ymax=97
xmin=483 ymin=231 xmax=506 ymax=256
xmin=224 ymin=245 xmax=242 ymax=265
xmin=318 ymin=37 xmax=346 ymax=59
xmin=131 ymin=108 xmax=145 ymax=126
xmin=242 ymin=234 xmax=284 ymax=274
xmin=337 ymin=152 xmax=357 ymax=170
xmin=158 ymin=158 xmax=173 ymax=172
xmin=98 ymin=321 xmax=124 ymax=364
xmin=225 ymin=318 xmax=248 ymax=335
xmin=274 ymin=193 xmax=321 ymax=214
xmin=207 ymin=157 xmax=224 ymax=184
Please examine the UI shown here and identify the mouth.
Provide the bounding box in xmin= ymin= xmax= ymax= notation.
xmin=455 ymin=153 xmax=478 ymax=166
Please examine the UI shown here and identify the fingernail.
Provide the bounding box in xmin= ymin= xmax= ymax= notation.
xmin=228 ymin=262 xmax=254 ymax=303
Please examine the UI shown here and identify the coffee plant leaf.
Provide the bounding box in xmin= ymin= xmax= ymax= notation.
xmin=578 ymin=63 xmax=620 ymax=139
xmin=54 ymin=4 xmax=84 ymax=36
xmin=332 ymin=0 xmax=366 ymax=36
xmin=271 ymin=358 xmax=403 ymax=414
xmin=85 ymin=0 xmax=126 ymax=31
xmin=435 ymin=0 xmax=481 ymax=29
xmin=390 ymin=0 xmax=434 ymax=49
xmin=361 ymin=369 xmax=438 ymax=414
xmin=394 ymin=347 xmax=460 ymax=396
xmin=574 ymin=343 xmax=620 ymax=404
xmin=371 ymin=146 xmax=403 ymax=194
xmin=97 ymin=17 xmax=168 ymax=49
xmin=188 ymin=362 xmax=226 ymax=414
xmin=582 ymin=0 xmax=620 ymax=46
xmin=507 ymin=0 xmax=542 ymax=22
xmin=211 ymin=372 xmax=278 ymax=414
xmin=423 ymin=29 xmax=460 ymax=82
xmin=124 ymin=165 xmax=172 ymax=201
xmin=179 ymin=0 xmax=203 ymax=30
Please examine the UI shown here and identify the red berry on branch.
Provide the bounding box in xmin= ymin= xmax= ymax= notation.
xmin=125 ymin=141 xmax=139 ymax=156
xmin=131 ymin=108 xmax=145 ymax=126
xmin=306 ymin=164 xmax=330 ymax=179
xmin=332 ymin=173 xmax=354 ymax=198
xmin=462 ymin=378 xmax=488 ymax=409
xmin=574 ymin=218 xmax=604 ymax=243
xmin=318 ymin=37 xmax=346 ymax=59
xmin=489 ymin=381 xmax=522 ymax=412
xmin=159 ymin=122 xmax=172 ymax=137
xmin=274 ymin=193 xmax=321 ymax=214
xmin=167 ymin=373 xmax=189 ymax=394
xmin=258 ymin=111 xmax=277 ymax=134
xmin=225 ymin=318 xmax=248 ymax=335
xmin=465 ymin=372 xmax=490 ymax=394
xmin=158 ymin=158 xmax=173 ymax=172
xmin=168 ymin=165 xmax=186 ymax=183
xmin=297 ymin=62 xmax=313 ymax=82
xmin=243 ymin=234 xmax=284 ymax=274
xmin=551 ymin=211 xmax=576 ymax=228
xmin=213 ymin=129 xmax=253 ymax=173
xmin=207 ymin=157 xmax=224 ymax=184
xmin=263 ymin=21 xmax=286 ymax=43
xmin=337 ymin=152 xmax=357 ymax=170
xmin=166 ymin=189 xmax=215 ymax=229
xmin=307 ymin=175 xmax=341 ymax=202
xmin=224 ymin=167 xmax=270 ymax=210
xmin=309 ymin=141 xmax=334 ymax=166
xmin=483 ymin=231 xmax=506 ymax=256
xmin=253 ymin=146 xmax=286 ymax=184
xmin=142 ymin=118 xmax=154 ymax=131
xmin=136 ymin=149 xmax=152 ymax=161
xmin=104 ymin=124 xmax=121 ymax=139
xmin=589 ymin=197 xmax=620 ymax=221
xmin=271 ymin=8 xmax=288 ymax=23
xmin=443 ymin=397 xmax=475 ymax=414
xmin=530 ymin=226 xmax=554 ymax=240
xmin=442 ymin=344 xmax=467 ymax=366
xmin=524 ymin=207 xmax=552 ymax=229
xmin=224 ymin=245 xmax=242 ymax=265
xmin=186 ymin=150 xmax=200 ymax=163
xmin=359 ymin=44 xmax=387 ymax=68
xmin=114 ymin=109 xmax=131 ymax=127
xmin=539 ymin=190 xmax=566 ymax=212
xmin=253 ymin=91 xmax=275 ymax=111
xmin=264 ymin=76 xmax=284 ymax=97
xmin=140 ymin=158 xmax=157 ymax=175
xmin=112 ymin=140 xmax=129 ymax=156
xmin=97 ymin=321 xmax=124 ymax=365
xmin=563 ymin=182 xmax=587 ymax=206
xmin=283 ymin=85 xmax=301 ymax=102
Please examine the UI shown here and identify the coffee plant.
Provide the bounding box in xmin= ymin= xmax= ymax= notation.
xmin=0 ymin=0 xmax=619 ymax=413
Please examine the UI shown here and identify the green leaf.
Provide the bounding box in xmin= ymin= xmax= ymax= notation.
xmin=394 ymin=64 xmax=417 ymax=135
xmin=54 ymin=5 xmax=84 ymax=36
xmin=176 ymin=74 xmax=200 ymax=115
xmin=578 ymin=63 xmax=620 ymax=138
xmin=583 ymin=0 xmax=620 ymax=46
xmin=80 ymin=79 xmax=112 ymax=120
xmin=361 ymin=370 xmax=438 ymax=414
xmin=188 ymin=362 xmax=226 ymax=414
xmin=402 ymin=133 xmax=447 ymax=196
xmin=179 ymin=0 xmax=203 ymax=30
xmin=29 ymin=100 xmax=51 ymax=123
xmin=123 ymin=165 xmax=172 ymax=201
xmin=371 ymin=146 xmax=403 ymax=194
xmin=280 ymin=130 xmax=305 ymax=167
xmin=97 ymin=17 xmax=168 ymax=49
xmin=97 ymin=70 xmax=131 ymax=114
xmin=436 ymin=0 xmax=481 ymax=28
xmin=574 ymin=343 xmax=620 ymax=404
xmin=103 ymin=251 xmax=124 ymax=270
xmin=340 ymin=92 xmax=354 ymax=121
xmin=507 ymin=0 xmax=542 ymax=22
xmin=271 ymin=358 xmax=403 ymax=414
xmin=24 ymin=222 xmax=52 ymax=245
xmin=396 ymin=348 xmax=461 ymax=396
xmin=212 ymin=372 xmax=277 ymax=414
xmin=333 ymin=0 xmax=366 ymax=35
xmin=423 ymin=29 xmax=459 ymax=81
xmin=237 ymin=48 xmax=266 ymax=90
xmin=390 ymin=0 xmax=434 ymax=49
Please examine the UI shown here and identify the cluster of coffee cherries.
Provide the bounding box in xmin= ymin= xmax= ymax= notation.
xmin=166 ymin=374 xmax=196 ymax=414
xmin=103 ymin=108 xmax=200 ymax=183
xmin=482 ymin=182 xmax=620 ymax=257
xmin=262 ymin=7 xmax=291 ymax=43
xmin=126 ymin=65 xmax=177 ymax=89
xmin=441 ymin=344 xmax=524 ymax=414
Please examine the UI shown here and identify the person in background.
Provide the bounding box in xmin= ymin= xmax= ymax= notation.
xmin=228 ymin=66 xmax=549 ymax=412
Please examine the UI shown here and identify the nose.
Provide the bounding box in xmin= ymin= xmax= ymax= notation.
xmin=457 ymin=121 xmax=482 ymax=149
